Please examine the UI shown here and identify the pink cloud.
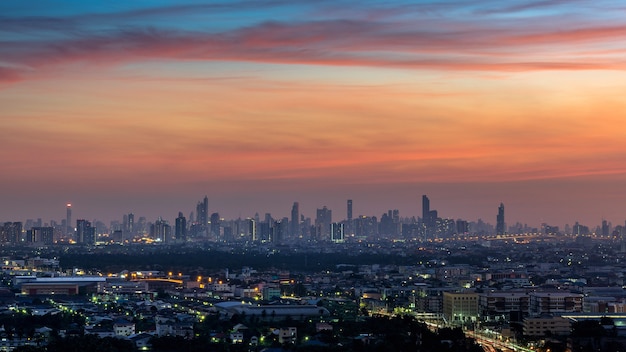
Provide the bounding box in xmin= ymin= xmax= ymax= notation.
xmin=2 ymin=17 xmax=625 ymax=82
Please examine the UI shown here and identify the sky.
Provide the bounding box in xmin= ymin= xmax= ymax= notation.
xmin=1 ymin=0 xmax=626 ymax=229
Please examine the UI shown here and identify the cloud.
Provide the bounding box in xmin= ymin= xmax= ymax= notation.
xmin=1 ymin=9 xmax=626 ymax=84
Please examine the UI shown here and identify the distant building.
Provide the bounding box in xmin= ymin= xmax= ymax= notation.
xmin=196 ymin=196 xmax=209 ymax=230
xmin=290 ymin=202 xmax=300 ymax=238
xmin=28 ymin=227 xmax=54 ymax=245
xmin=529 ymin=292 xmax=583 ymax=316
xmin=523 ymin=316 xmax=570 ymax=337
xmin=496 ymin=203 xmax=505 ymax=235
xmin=1 ymin=222 xmax=22 ymax=244
xmin=66 ymin=203 xmax=72 ymax=236
xmin=76 ymin=219 xmax=95 ymax=245
xmin=175 ymin=212 xmax=187 ymax=242
xmin=315 ymin=206 xmax=332 ymax=241
xmin=443 ymin=292 xmax=478 ymax=325
xmin=210 ymin=212 xmax=220 ymax=239
xmin=331 ymin=222 xmax=344 ymax=243
xmin=151 ymin=218 xmax=171 ymax=242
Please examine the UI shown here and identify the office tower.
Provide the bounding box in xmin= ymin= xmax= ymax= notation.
xmin=29 ymin=227 xmax=54 ymax=245
xmin=602 ymin=220 xmax=609 ymax=236
xmin=248 ymin=218 xmax=257 ymax=241
xmin=456 ymin=220 xmax=469 ymax=234
xmin=196 ymin=196 xmax=208 ymax=228
xmin=1 ymin=222 xmax=22 ymax=244
xmin=175 ymin=212 xmax=187 ymax=242
xmin=76 ymin=219 xmax=95 ymax=244
xmin=271 ymin=219 xmax=287 ymax=243
xmin=127 ymin=213 xmax=134 ymax=236
xmin=66 ymin=203 xmax=72 ymax=236
xmin=290 ymin=202 xmax=299 ymax=238
xmin=331 ymin=222 xmax=344 ymax=243
xmin=496 ymin=203 xmax=505 ymax=235
xmin=347 ymin=200 xmax=353 ymax=221
xmin=210 ymin=212 xmax=220 ymax=239
xmin=151 ymin=217 xmax=171 ymax=242
xmin=315 ymin=206 xmax=332 ymax=240
xmin=422 ymin=195 xmax=430 ymax=223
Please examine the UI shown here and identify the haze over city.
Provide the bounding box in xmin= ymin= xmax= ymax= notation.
xmin=2 ymin=0 xmax=626 ymax=227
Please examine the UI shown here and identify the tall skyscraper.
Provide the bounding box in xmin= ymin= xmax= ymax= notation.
xmin=496 ymin=203 xmax=505 ymax=235
xmin=151 ymin=217 xmax=171 ymax=242
xmin=290 ymin=202 xmax=299 ymax=238
xmin=315 ymin=206 xmax=332 ymax=241
xmin=248 ymin=218 xmax=257 ymax=241
xmin=422 ymin=195 xmax=430 ymax=220
xmin=196 ymin=196 xmax=209 ymax=230
xmin=210 ymin=212 xmax=220 ymax=239
xmin=66 ymin=203 xmax=72 ymax=236
xmin=347 ymin=199 xmax=353 ymax=221
xmin=175 ymin=212 xmax=187 ymax=242
xmin=126 ymin=213 xmax=134 ymax=237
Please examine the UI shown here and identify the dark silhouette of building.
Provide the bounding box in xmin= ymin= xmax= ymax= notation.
xmin=151 ymin=217 xmax=171 ymax=242
xmin=29 ymin=227 xmax=54 ymax=244
xmin=175 ymin=212 xmax=187 ymax=242
xmin=123 ymin=212 xmax=134 ymax=239
xmin=1 ymin=222 xmax=22 ymax=244
xmin=347 ymin=199 xmax=353 ymax=221
xmin=496 ymin=203 xmax=505 ymax=235
xmin=331 ymin=222 xmax=344 ymax=242
xmin=196 ymin=196 xmax=208 ymax=228
xmin=66 ymin=203 xmax=72 ymax=236
xmin=210 ymin=212 xmax=220 ymax=239
xmin=315 ymin=206 xmax=332 ymax=241
xmin=422 ymin=195 xmax=430 ymax=224
xmin=76 ymin=219 xmax=95 ymax=244
xmin=290 ymin=202 xmax=299 ymax=238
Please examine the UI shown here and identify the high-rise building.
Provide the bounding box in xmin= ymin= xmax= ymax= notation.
xmin=331 ymin=222 xmax=344 ymax=243
xmin=1 ymin=222 xmax=22 ymax=244
xmin=210 ymin=212 xmax=220 ymax=239
xmin=347 ymin=200 xmax=353 ymax=221
xmin=196 ymin=196 xmax=208 ymax=228
xmin=151 ymin=217 xmax=171 ymax=242
xmin=315 ymin=206 xmax=332 ymax=241
xmin=496 ymin=203 xmax=505 ymax=235
xmin=76 ymin=219 xmax=95 ymax=245
xmin=29 ymin=227 xmax=54 ymax=245
xmin=175 ymin=212 xmax=187 ymax=242
xmin=422 ymin=195 xmax=430 ymax=226
xmin=290 ymin=202 xmax=299 ymax=238
xmin=248 ymin=218 xmax=257 ymax=241
xmin=66 ymin=203 xmax=72 ymax=236
xmin=124 ymin=213 xmax=134 ymax=238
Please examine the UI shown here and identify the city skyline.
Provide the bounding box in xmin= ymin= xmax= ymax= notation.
xmin=2 ymin=196 xmax=622 ymax=233
xmin=2 ymin=1 xmax=626 ymax=227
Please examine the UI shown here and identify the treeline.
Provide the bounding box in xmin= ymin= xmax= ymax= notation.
xmin=57 ymin=249 xmax=423 ymax=273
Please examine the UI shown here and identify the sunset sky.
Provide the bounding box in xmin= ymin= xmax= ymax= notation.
xmin=2 ymin=0 xmax=626 ymax=229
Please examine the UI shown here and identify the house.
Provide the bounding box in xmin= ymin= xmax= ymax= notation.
xmin=113 ymin=318 xmax=136 ymax=336
xmin=278 ymin=327 xmax=297 ymax=344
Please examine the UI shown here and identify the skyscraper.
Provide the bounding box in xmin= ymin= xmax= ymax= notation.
xmin=76 ymin=219 xmax=95 ymax=244
xmin=175 ymin=212 xmax=187 ymax=242
xmin=422 ymin=195 xmax=430 ymax=224
xmin=66 ymin=203 xmax=72 ymax=236
xmin=196 ymin=196 xmax=208 ymax=228
xmin=210 ymin=212 xmax=220 ymax=239
xmin=290 ymin=202 xmax=299 ymax=238
xmin=496 ymin=203 xmax=505 ymax=235
xmin=331 ymin=222 xmax=344 ymax=243
xmin=347 ymin=199 xmax=353 ymax=221
xmin=315 ymin=206 xmax=332 ymax=241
